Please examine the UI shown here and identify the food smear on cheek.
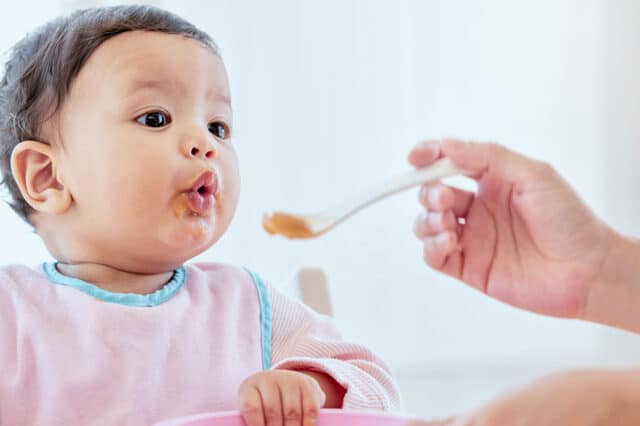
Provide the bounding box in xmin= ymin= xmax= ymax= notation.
xmin=171 ymin=195 xmax=189 ymax=218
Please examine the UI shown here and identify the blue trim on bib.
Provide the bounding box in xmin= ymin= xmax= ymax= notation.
xmin=244 ymin=269 xmax=272 ymax=370
xmin=42 ymin=262 xmax=186 ymax=307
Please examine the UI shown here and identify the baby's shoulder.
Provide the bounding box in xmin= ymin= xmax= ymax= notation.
xmin=0 ymin=263 xmax=45 ymax=290
xmin=184 ymin=261 xmax=314 ymax=305
xmin=0 ymin=263 xmax=49 ymax=310
xmin=183 ymin=262 xmax=299 ymax=306
xmin=183 ymin=261 xmax=250 ymax=282
xmin=182 ymin=261 xmax=260 ymax=294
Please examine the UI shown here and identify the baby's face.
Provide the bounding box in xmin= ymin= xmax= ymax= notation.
xmin=55 ymin=31 xmax=239 ymax=271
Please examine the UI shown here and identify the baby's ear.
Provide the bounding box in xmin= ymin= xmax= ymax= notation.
xmin=10 ymin=141 xmax=72 ymax=214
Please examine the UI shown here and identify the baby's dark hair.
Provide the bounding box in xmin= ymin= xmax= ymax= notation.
xmin=0 ymin=5 xmax=217 ymax=224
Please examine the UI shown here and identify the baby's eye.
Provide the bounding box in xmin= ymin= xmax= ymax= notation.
xmin=208 ymin=122 xmax=228 ymax=139
xmin=136 ymin=111 xmax=171 ymax=128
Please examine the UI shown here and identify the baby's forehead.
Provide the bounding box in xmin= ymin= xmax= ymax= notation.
xmin=78 ymin=31 xmax=229 ymax=98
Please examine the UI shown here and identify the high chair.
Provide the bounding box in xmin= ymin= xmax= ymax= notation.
xmin=292 ymin=267 xmax=333 ymax=317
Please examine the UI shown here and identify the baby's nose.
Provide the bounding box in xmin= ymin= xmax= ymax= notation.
xmin=184 ymin=132 xmax=216 ymax=160
xmin=189 ymin=144 xmax=216 ymax=160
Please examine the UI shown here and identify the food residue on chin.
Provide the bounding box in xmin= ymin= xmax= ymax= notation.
xmin=172 ymin=196 xmax=189 ymax=218
xmin=262 ymin=212 xmax=314 ymax=239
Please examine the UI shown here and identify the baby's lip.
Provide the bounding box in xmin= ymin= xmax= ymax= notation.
xmin=180 ymin=170 xmax=219 ymax=215
xmin=189 ymin=170 xmax=218 ymax=197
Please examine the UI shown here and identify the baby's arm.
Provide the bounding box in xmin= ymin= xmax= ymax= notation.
xmin=236 ymin=282 xmax=401 ymax=426
xmin=268 ymin=284 xmax=401 ymax=411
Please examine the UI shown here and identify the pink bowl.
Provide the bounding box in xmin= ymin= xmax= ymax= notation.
xmin=155 ymin=409 xmax=408 ymax=426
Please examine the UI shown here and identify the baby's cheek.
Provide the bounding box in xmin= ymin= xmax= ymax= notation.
xmin=219 ymin=174 xmax=241 ymax=216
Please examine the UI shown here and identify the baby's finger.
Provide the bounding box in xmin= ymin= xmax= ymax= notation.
xmin=423 ymin=231 xmax=459 ymax=270
xmin=280 ymin=383 xmax=303 ymax=426
xmin=408 ymin=140 xmax=442 ymax=167
xmin=258 ymin=381 xmax=283 ymax=426
xmin=301 ymin=380 xmax=324 ymax=426
xmin=413 ymin=211 xmax=458 ymax=239
xmin=419 ymin=183 xmax=474 ymax=217
xmin=238 ymin=386 xmax=266 ymax=426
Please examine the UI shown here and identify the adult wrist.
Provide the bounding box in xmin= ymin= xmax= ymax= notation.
xmin=584 ymin=228 xmax=640 ymax=332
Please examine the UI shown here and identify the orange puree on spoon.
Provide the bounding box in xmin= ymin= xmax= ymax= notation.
xmin=262 ymin=212 xmax=315 ymax=239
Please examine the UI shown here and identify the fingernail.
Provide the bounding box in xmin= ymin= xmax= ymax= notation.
xmin=435 ymin=232 xmax=450 ymax=248
xmin=419 ymin=185 xmax=428 ymax=202
xmin=417 ymin=140 xmax=441 ymax=159
xmin=431 ymin=142 xmax=441 ymax=158
xmin=428 ymin=188 xmax=440 ymax=207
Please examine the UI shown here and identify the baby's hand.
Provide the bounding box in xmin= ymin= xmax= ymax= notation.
xmin=237 ymin=370 xmax=326 ymax=426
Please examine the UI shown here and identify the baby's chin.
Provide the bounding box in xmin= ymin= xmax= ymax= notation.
xmin=137 ymin=207 xmax=234 ymax=267
xmin=156 ymin=221 xmax=224 ymax=260
xmin=135 ymin=240 xmax=215 ymax=273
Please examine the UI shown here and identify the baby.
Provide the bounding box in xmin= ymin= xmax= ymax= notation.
xmin=0 ymin=5 xmax=400 ymax=426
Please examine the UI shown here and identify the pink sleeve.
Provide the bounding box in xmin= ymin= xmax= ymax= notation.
xmin=268 ymin=284 xmax=401 ymax=411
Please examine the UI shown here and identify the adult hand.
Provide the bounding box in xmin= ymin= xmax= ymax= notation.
xmin=410 ymin=139 xmax=640 ymax=331
xmin=406 ymin=369 xmax=640 ymax=426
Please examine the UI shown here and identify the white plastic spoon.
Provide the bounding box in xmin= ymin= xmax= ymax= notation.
xmin=262 ymin=157 xmax=463 ymax=239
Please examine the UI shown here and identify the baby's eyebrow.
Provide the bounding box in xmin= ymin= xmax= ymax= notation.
xmin=127 ymin=78 xmax=182 ymax=94
xmin=209 ymin=91 xmax=232 ymax=109
xmin=125 ymin=78 xmax=231 ymax=108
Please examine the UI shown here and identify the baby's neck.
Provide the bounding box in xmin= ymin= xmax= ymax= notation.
xmin=56 ymin=262 xmax=175 ymax=295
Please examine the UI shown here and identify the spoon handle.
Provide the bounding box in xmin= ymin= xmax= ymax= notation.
xmin=329 ymin=158 xmax=463 ymax=222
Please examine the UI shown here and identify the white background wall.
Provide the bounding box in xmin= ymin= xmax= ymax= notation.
xmin=1 ymin=0 xmax=639 ymax=420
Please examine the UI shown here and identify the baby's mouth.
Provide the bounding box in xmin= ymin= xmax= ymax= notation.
xmin=180 ymin=170 xmax=218 ymax=216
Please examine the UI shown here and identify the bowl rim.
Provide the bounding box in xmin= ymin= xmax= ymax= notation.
xmin=156 ymin=408 xmax=408 ymax=425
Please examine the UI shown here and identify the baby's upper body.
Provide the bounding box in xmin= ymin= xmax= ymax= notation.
xmin=0 ymin=262 xmax=400 ymax=425
xmin=0 ymin=6 xmax=400 ymax=425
